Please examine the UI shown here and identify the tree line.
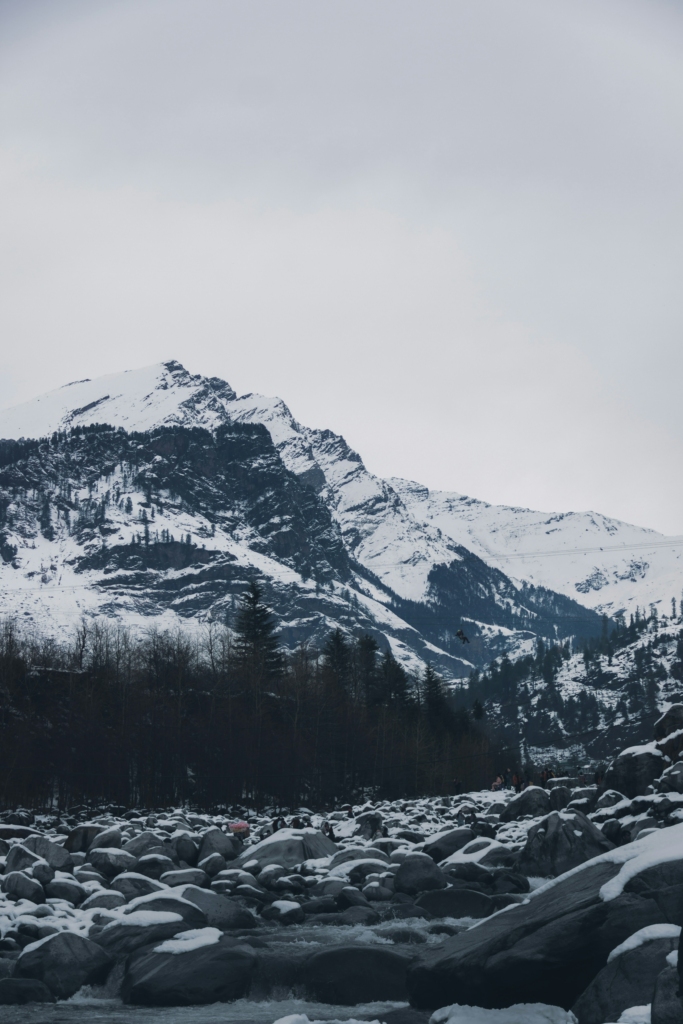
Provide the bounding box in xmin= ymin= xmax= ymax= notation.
xmin=0 ymin=582 xmax=496 ymax=810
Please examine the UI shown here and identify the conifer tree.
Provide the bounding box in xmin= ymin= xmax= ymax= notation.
xmin=233 ymin=579 xmax=282 ymax=687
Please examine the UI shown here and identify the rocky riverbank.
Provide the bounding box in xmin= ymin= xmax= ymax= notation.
xmin=2 ymin=707 xmax=683 ymax=1023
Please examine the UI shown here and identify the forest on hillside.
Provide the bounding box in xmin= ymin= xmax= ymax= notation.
xmin=0 ymin=583 xmax=496 ymax=810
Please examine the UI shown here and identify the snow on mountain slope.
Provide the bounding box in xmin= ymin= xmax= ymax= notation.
xmin=0 ymin=360 xmax=604 ymax=655
xmin=0 ymin=361 xmax=236 ymax=438
xmin=390 ymin=478 xmax=683 ymax=617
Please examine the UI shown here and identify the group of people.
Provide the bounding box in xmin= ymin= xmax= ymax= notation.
xmin=491 ymin=768 xmax=556 ymax=792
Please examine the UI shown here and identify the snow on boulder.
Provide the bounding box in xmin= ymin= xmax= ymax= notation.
xmin=424 ymin=828 xmax=476 ymax=862
xmin=571 ymin=926 xmax=679 ymax=1024
xmin=499 ymin=787 xmax=551 ymax=822
xmin=235 ymin=828 xmax=337 ymax=869
xmin=517 ymin=811 xmax=614 ymax=878
xmin=122 ymin=934 xmax=256 ymax=1005
xmin=431 ymin=1005 xmax=578 ymax=1024
xmin=92 ymin=910 xmax=188 ymax=958
xmin=603 ymin=743 xmax=668 ymax=799
xmin=408 ymin=824 xmax=683 ymax=1011
xmin=15 ymin=932 xmax=113 ymax=1000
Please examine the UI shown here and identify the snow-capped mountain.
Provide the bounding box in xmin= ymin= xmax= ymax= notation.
xmin=0 ymin=360 xmax=641 ymax=677
xmin=392 ymin=478 xmax=683 ymax=619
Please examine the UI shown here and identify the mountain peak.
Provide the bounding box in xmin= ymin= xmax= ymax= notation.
xmin=0 ymin=361 xmax=237 ymax=439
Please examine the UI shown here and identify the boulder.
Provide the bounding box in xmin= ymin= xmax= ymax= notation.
xmin=171 ymin=885 xmax=256 ymax=929
xmin=658 ymin=764 xmax=683 ymax=795
xmin=395 ymin=854 xmax=447 ymax=895
xmin=499 ymin=786 xmax=551 ymax=822
xmin=24 ymin=836 xmax=73 ymax=873
xmin=347 ymin=858 xmax=396 ymax=885
xmin=604 ymin=744 xmax=668 ymax=799
xmin=121 ymin=831 xmax=166 ymax=858
xmin=88 ymin=827 xmax=123 ymax=851
xmin=415 ymin=888 xmax=493 ymax=919
xmin=0 ymin=825 xmax=38 ymax=841
xmin=92 ymin=910 xmax=188 ymax=958
xmin=303 ymin=945 xmax=411 ymax=1004
xmin=44 ymin=878 xmax=87 ymax=905
xmin=137 ymin=854 xmax=175 ymax=879
xmin=260 ymin=899 xmax=305 ymax=924
xmin=655 ymin=705 xmax=683 ymax=741
xmin=0 ymin=978 xmax=55 ymax=1004
xmin=235 ymin=827 xmax=337 ymax=870
xmin=330 ymin=846 xmax=385 ymax=869
xmin=549 ymin=787 xmax=572 ymax=812
xmin=172 ymin=834 xmax=199 ymax=866
xmin=15 ymin=932 xmax=113 ymax=999
xmin=407 ymin=842 xmax=682 ymax=1010
xmin=88 ymin=847 xmax=137 ymax=878
xmin=122 ymin=934 xmax=256 ymax=1005
xmin=1 ymin=872 xmax=44 ymax=904
xmin=572 ymin=933 xmax=678 ymax=1024
xmin=64 ymin=824 xmax=107 ymax=853
xmin=517 ymin=811 xmax=614 ymax=878
xmin=110 ymin=872 xmax=166 ymax=901
xmin=198 ymin=827 xmax=240 ymax=865
xmin=81 ymin=890 xmax=127 ymax=912
xmin=160 ymin=868 xmax=209 ymax=888
xmin=5 ymin=844 xmax=41 ymax=874
xmin=123 ymin=893 xmax=208 ymax=928
xmin=424 ymin=829 xmax=475 ymax=863
xmin=353 ymin=810 xmax=383 ymax=840
xmin=198 ymin=852 xmax=226 ymax=877
xmin=652 ymin=965 xmax=683 ymax=1024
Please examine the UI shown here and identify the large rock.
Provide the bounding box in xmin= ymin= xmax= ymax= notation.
xmin=198 ymin=827 xmax=240 ymax=865
xmin=88 ymin=847 xmax=137 ymax=878
xmin=24 ymin=835 xmax=74 ymax=872
xmin=235 ymin=827 xmax=337 ymax=870
xmin=122 ymin=934 xmax=256 ymax=1005
xmin=44 ymin=878 xmax=87 ymax=905
xmin=500 ymin=786 xmax=551 ymax=822
xmin=652 ymin=965 xmax=683 ymax=1024
xmin=353 ymin=810 xmax=383 ymax=840
xmin=657 ymin=764 xmax=683 ymax=795
xmin=109 ymin=872 xmax=166 ymax=901
xmin=81 ymin=890 xmax=126 ymax=912
xmin=395 ymin=854 xmax=447 ymax=895
xmin=604 ymin=743 xmax=668 ymax=799
xmin=415 ymin=888 xmax=493 ymax=919
xmin=64 ymin=824 xmax=107 ymax=853
xmin=161 ymin=868 xmax=208 ymax=887
xmin=171 ymin=885 xmax=256 ymax=929
xmin=655 ymin=705 xmax=683 ymax=741
xmin=15 ymin=932 xmax=113 ymax=999
xmin=303 ymin=946 xmax=411 ymax=1004
xmin=549 ymin=787 xmax=572 ymax=811
xmin=5 ymin=844 xmax=41 ymax=874
xmin=407 ymin=831 xmax=683 ymax=1011
xmin=123 ymin=893 xmax=207 ymax=928
xmin=1 ymin=871 xmax=44 ymax=904
xmin=92 ymin=910 xmax=189 ymax=958
xmin=424 ymin=829 xmax=475 ymax=863
xmin=517 ymin=811 xmax=614 ymax=878
xmin=572 ymin=932 xmax=678 ymax=1024
xmin=0 ymin=978 xmax=55 ymax=1004
xmin=122 ymin=831 xmax=166 ymax=858
xmin=88 ymin=827 xmax=123 ymax=851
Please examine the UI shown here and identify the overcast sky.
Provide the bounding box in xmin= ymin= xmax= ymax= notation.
xmin=1 ymin=0 xmax=682 ymax=532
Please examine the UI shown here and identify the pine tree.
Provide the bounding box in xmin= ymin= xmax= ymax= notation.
xmin=357 ymin=633 xmax=380 ymax=705
xmin=233 ymin=580 xmax=282 ymax=688
xmin=322 ymin=628 xmax=351 ymax=690
xmin=423 ymin=663 xmax=449 ymax=728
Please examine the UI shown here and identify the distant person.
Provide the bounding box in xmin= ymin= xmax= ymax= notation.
xmin=456 ymin=629 xmax=470 ymax=644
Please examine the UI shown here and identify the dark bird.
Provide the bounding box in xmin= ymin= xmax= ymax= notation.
xmin=456 ymin=629 xmax=470 ymax=644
